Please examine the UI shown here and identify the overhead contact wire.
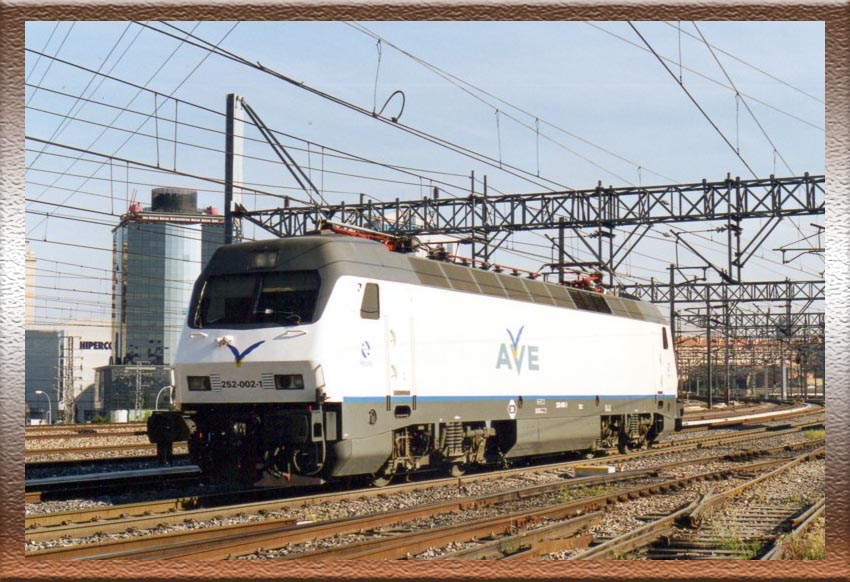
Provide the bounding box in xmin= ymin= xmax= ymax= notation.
xmin=139 ymin=21 xmax=570 ymax=192
xmin=627 ymin=21 xmax=758 ymax=180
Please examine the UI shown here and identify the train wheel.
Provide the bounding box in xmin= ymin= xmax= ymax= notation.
xmin=449 ymin=463 xmax=466 ymax=478
xmin=371 ymin=464 xmax=395 ymax=488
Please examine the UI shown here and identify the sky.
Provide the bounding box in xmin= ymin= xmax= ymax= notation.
xmin=23 ymin=21 xmax=826 ymax=330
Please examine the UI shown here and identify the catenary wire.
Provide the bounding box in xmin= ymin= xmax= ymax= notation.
xmin=345 ymin=22 xmax=680 ymax=185
xmin=25 ymin=22 xmax=76 ymax=108
xmin=26 ymin=80 xmax=475 ymax=182
xmin=26 ymin=23 xmax=138 ymax=172
xmin=660 ymin=21 xmax=824 ymax=106
xmin=137 ymin=21 xmax=574 ymax=193
xmin=24 ymin=24 xmax=820 ymax=324
xmin=23 ymin=70 xmax=489 ymax=199
xmin=26 ymin=22 xmax=238 ymax=235
xmin=24 ymin=105 xmax=476 ymax=197
xmin=26 ymin=156 xmax=451 ymax=200
xmin=131 ymin=19 xmax=826 ymax=281
xmin=585 ymin=21 xmax=824 ymax=132
xmin=690 ymin=22 xmax=795 ymax=176
xmin=627 ymin=21 xmax=758 ymax=180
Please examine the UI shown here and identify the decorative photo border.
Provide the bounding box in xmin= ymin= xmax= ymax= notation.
xmin=1 ymin=4 xmax=846 ymax=580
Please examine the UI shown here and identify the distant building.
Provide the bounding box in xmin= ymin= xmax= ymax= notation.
xmin=25 ymin=329 xmax=61 ymax=424
xmin=25 ymin=323 xmax=112 ymax=423
xmin=24 ymin=189 xmax=224 ymax=423
xmin=112 ymin=187 xmax=224 ymax=366
xmin=25 ymin=246 xmax=113 ymax=423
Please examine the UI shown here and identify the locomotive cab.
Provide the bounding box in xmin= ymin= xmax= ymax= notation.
xmin=148 ymin=240 xmax=340 ymax=486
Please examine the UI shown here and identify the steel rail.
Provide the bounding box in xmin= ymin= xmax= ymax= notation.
xmin=570 ymin=446 xmax=824 ymax=560
xmin=436 ymin=519 xmax=598 ymax=560
xmin=25 ymin=442 xmax=187 ymax=459
xmin=103 ymin=466 xmax=747 ymax=560
xmin=25 ymin=466 xmax=202 ymax=504
xmin=24 ymin=417 xmax=820 ymax=530
xmin=25 ymin=438 xmax=821 ymax=542
xmin=682 ymin=402 xmax=797 ymax=421
xmin=26 ymin=439 xmax=823 ymax=560
xmin=25 ymin=421 xmax=823 ymax=537
xmin=25 ymin=430 xmax=148 ymax=441
xmin=25 ymin=423 xmax=146 ymax=434
xmin=420 ymin=447 xmax=823 ymax=561
xmin=680 ymin=402 xmax=819 ymax=429
xmin=25 ymin=467 xmax=658 ymax=548
xmin=281 ymin=452 xmax=820 ymax=561
xmin=760 ymin=498 xmax=825 ymax=560
xmin=24 ymin=454 xmax=188 ymax=472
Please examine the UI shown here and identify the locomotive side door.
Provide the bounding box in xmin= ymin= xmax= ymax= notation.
xmin=385 ymin=294 xmax=416 ymax=412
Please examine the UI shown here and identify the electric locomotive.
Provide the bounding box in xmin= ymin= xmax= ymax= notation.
xmin=148 ymin=232 xmax=680 ymax=486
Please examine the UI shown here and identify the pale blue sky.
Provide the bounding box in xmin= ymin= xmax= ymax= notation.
xmin=24 ymin=21 xmax=825 ymax=326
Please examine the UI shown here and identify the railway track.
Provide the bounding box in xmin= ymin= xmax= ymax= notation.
xmin=23 ymin=405 xmax=821 ymax=468
xmin=25 ymin=466 xmax=202 ymax=503
xmin=274 ymin=448 xmax=825 ymax=561
xmin=24 ymin=417 xmax=822 ymax=513
xmin=570 ymin=449 xmax=825 ymax=560
xmin=760 ymin=499 xmax=825 ymax=560
xmin=681 ymin=401 xmax=796 ymax=421
xmin=24 ymin=455 xmax=191 ymax=481
xmin=25 ymin=423 xmax=146 ymax=436
xmin=25 ymin=430 xmax=148 ymax=441
xmin=26 ymin=443 xmax=823 ymax=560
xmin=25 ymin=423 xmax=824 ymax=560
xmin=25 ymin=443 xmax=188 ymax=464
xmin=679 ymin=403 xmax=820 ymax=431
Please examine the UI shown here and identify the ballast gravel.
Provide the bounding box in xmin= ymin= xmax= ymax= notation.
xmin=25 ymin=411 xmax=824 ymax=558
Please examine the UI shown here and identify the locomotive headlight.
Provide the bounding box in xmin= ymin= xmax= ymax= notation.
xmin=187 ymin=376 xmax=211 ymax=391
xmin=251 ymin=250 xmax=278 ymax=269
xmin=274 ymin=374 xmax=304 ymax=390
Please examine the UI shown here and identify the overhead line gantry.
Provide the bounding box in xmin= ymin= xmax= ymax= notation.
xmin=236 ymin=173 xmax=824 ymax=288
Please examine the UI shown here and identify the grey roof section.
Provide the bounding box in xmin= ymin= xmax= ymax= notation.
xmin=198 ymin=234 xmax=667 ymax=325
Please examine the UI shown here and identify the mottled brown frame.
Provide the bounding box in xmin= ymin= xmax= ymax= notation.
xmin=1 ymin=4 xmax=846 ymax=581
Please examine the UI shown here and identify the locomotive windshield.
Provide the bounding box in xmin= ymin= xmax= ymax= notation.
xmin=193 ymin=270 xmax=320 ymax=328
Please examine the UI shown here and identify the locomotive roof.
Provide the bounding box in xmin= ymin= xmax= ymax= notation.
xmin=204 ymin=234 xmax=666 ymax=325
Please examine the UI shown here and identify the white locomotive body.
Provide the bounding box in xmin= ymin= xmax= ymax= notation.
xmin=148 ymin=234 xmax=680 ymax=485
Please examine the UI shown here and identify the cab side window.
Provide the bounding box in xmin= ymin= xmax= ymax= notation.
xmin=360 ymin=283 xmax=380 ymax=319
xmin=662 ymin=327 xmax=669 ymax=350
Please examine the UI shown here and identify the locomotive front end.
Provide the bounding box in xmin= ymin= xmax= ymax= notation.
xmin=147 ymin=239 xmax=336 ymax=486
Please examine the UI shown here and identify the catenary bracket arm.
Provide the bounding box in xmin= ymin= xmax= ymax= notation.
xmin=673 ymin=231 xmax=736 ymax=283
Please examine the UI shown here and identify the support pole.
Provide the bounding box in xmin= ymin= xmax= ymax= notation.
xmin=724 ymin=298 xmax=730 ymax=404
xmin=706 ymin=293 xmax=713 ymax=409
xmin=669 ymin=264 xmax=677 ymax=383
xmin=470 ymin=170 xmax=475 ymax=262
xmin=224 ymin=93 xmax=245 ymax=245
xmin=559 ymin=219 xmax=565 ymax=285
xmin=483 ymin=174 xmax=489 ymax=263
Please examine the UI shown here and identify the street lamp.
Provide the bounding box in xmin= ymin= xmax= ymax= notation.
xmin=34 ymin=390 xmax=52 ymax=425
xmin=155 ymin=385 xmax=174 ymax=411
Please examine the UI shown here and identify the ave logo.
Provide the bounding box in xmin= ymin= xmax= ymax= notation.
xmin=496 ymin=325 xmax=540 ymax=374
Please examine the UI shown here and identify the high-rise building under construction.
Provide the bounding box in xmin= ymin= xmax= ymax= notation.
xmin=112 ymin=187 xmax=224 ymax=366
